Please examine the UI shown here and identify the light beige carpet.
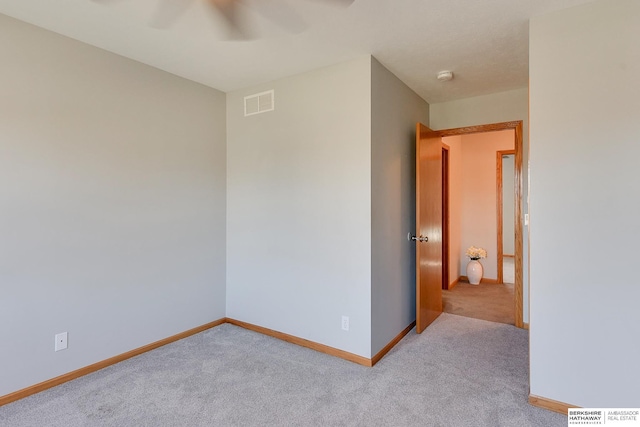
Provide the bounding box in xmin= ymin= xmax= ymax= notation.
xmin=0 ymin=315 xmax=565 ymax=426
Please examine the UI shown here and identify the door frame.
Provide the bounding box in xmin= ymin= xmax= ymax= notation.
xmin=433 ymin=121 xmax=524 ymax=328
xmin=496 ymin=149 xmax=516 ymax=285
xmin=442 ymin=144 xmax=450 ymax=290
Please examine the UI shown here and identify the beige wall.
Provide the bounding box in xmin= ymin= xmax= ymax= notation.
xmin=445 ymin=131 xmax=514 ymax=282
xmin=226 ymin=57 xmax=373 ymax=357
xmin=443 ymin=136 xmax=462 ymax=284
xmin=529 ymin=0 xmax=640 ymax=407
xmin=459 ymin=131 xmax=514 ymax=280
xmin=0 ymin=15 xmax=227 ymax=397
xmin=370 ymin=57 xmax=429 ymax=356
xmin=226 ymin=56 xmax=429 ymax=359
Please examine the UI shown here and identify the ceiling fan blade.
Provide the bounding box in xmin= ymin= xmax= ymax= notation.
xmin=94 ymin=0 xmax=353 ymax=40
xmin=149 ymin=0 xmax=196 ymax=29
xmin=307 ymin=0 xmax=354 ymax=7
xmin=90 ymin=0 xmax=126 ymax=4
xmin=205 ymin=0 xmax=253 ymax=40
xmin=249 ymin=1 xmax=307 ymax=35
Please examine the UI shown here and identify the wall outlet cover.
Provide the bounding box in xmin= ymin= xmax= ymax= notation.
xmin=55 ymin=332 xmax=68 ymax=352
xmin=341 ymin=316 xmax=349 ymax=331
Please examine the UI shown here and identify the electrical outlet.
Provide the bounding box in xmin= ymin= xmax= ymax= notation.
xmin=341 ymin=316 xmax=349 ymax=331
xmin=55 ymin=332 xmax=68 ymax=352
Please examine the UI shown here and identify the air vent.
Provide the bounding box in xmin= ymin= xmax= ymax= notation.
xmin=244 ymin=90 xmax=274 ymax=117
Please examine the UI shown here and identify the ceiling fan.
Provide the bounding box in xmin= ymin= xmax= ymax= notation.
xmin=94 ymin=0 xmax=355 ymax=40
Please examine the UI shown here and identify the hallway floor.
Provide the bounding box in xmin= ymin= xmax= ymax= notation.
xmin=442 ymin=281 xmax=515 ymax=325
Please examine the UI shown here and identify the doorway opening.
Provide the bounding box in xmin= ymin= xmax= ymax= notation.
xmin=497 ymin=150 xmax=516 ymax=285
xmin=415 ymin=121 xmax=524 ymax=331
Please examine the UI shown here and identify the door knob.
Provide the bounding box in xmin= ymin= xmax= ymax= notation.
xmin=407 ymin=232 xmax=428 ymax=242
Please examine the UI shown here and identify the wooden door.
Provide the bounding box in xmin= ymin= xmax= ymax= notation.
xmin=415 ymin=123 xmax=443 ymax=333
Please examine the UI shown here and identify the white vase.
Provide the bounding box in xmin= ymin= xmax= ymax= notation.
xmin=466 ymin=260 xmax=483 ymax=285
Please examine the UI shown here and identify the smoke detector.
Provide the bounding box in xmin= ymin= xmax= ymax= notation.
xmin=437 ymin=70 xmax=454 ymax=82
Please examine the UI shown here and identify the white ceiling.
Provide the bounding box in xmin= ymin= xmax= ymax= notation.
xmin=0 ymin=0 xmax=594 ymax=103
